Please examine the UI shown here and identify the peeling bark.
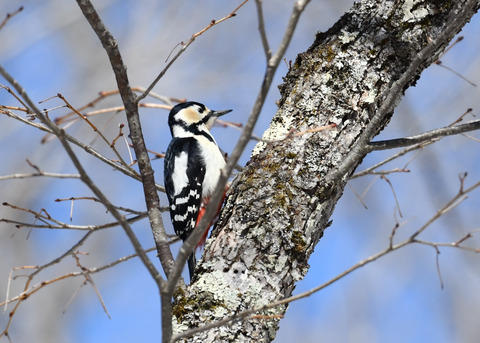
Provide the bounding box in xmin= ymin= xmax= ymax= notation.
xmin=172 ymin=0 xmax=480 ymax=341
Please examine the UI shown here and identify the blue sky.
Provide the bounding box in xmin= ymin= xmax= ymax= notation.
xmin=1 ymin=1 xmax=480 ymax=342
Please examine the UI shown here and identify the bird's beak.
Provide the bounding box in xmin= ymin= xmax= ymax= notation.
xmin=211 ymin=109 xmax=232 ymax=117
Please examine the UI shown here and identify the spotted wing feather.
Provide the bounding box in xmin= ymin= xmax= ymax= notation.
xmin=164 ymin=137 xmax=205 ymax=241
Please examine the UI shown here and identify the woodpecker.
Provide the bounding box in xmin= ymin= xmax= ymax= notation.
xmin=164 ymin=101 xmax=231 ymax=279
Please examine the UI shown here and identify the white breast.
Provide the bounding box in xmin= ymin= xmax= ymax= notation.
xmin=197 ymin=135 xmax=225 ymax=198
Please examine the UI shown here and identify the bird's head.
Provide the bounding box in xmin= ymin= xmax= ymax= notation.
xmin=168 ymin=101 xmax=232 ymax=137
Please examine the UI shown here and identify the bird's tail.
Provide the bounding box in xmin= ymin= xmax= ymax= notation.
xmin=187 ymin=252 xmax=197 ymax=281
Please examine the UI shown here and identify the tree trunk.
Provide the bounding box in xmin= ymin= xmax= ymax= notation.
xmin=173 ymin=0 xmax=480 ymax=341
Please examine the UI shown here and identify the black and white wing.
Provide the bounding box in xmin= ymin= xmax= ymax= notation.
xmin=164 ymin=137 xmax=205 ymax=241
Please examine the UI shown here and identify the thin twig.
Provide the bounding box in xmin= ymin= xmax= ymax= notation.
xmin=0 ymin=6 xmax=23 ymax=31
xmin=72 ymin=252 xmax=111 ymax=319
xmin=462 ymin=133 xmax=480 ymax=143
xmin=1 ymin=243 xmax=160 ymax=327
xmin=110 ymin=123 xmax=125 ymax=147
xmin=435 ymin=61 xmax=477 ymax=87
xmin=1 ymin=107 xmax=148 ymax=187
xmin=0 ymin=172 xmax=80 ymax=180
xmin=53 ymin=87 xmax=175 ymax=126
xmin=433 ymin=36 xmax=477 ymax=87
xmin=57 ymin=93 xmax=131 ymax=169
xmin=0 ymin=213 xmax=148 ymax=231
xmin=380 ymin=175 xmax=403 ymax=218
xmin=0 ymin=83 xmax=30 ymax=112
xmin=0 ymin=56 xmax=164 ymax=297
xmin=415 ymin=233 xmax=480 ymax=253
xmin=255 ymin=0 xmax=272 ymax=60
xmin=410 ymin=176 xmax=478 ymax=240
xmin=351 ymin=142 xmax=429 ymax=179
xmin=1 ymin=231 xmax=93 ymax=337
xmin=137 ymin=0 xmax=249 ymax=103
xmin=347 ymin=182 xmax=368 ymax=209
xmin=55 ymin=196 xmax=150 ymax=214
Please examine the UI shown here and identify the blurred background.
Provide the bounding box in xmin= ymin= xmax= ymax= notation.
xmin=1 ymin=1 xmax=480 ymax=342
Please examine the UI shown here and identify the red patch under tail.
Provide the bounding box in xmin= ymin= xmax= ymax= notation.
xmin=195 ymin=187 xmax=228 ymax=248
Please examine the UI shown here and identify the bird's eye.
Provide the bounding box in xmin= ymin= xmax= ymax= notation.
xmin=197 ymin=106 xmax=204 ymax=114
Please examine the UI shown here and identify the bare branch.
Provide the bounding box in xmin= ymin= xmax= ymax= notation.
xmin=362 ymin=168 xmax=410 ymax=177
xmin=415 ymin=231 xmax=480 ymax=253
xmin=351 ymin=143 xmax=425 ymax=179
xmin=1 ymin=231 xmax=92 ymax=336
xmin=1 ymin=107 xmax=152 ymax=188
xmin=0 ymin=59 xmax=164 ymax=291
xmin=0 ymin=172 xmax=80 ymax=181
xmin=2 ymin=243 xmax=161 ymax=333
xmin=57 ymin=127 xmax=163 ymax=285
xmin=75 ymin=0 xmax=175 ymax=280
xmin=351 ymin=111 xmax=478 ymax=180
xmin=255 ymin=0 xmax=272 ymax=60
xmin=0 ymin=213 xmax=147 ymax=231
xmin=2 ymin=1 xmax=479 ymax=341
xmin=56 ymin=93 xmax=131 ymax=170
xmin=367 ymin=119 xmax=480 ymax=152
xmin=52 ymin=87 xmax=174 ymax=126
xmin=410 ymin=177 xmax=479 ymax=240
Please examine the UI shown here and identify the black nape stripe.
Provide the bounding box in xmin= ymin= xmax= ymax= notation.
xmin=198 ymin=112 xmax=213 ymax=126
xmin=175 ymin=120 xmax=216 ymax=144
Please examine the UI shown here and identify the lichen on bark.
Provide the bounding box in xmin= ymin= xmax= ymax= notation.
xmin=172 ymin=0 xmax=480 ymax=341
